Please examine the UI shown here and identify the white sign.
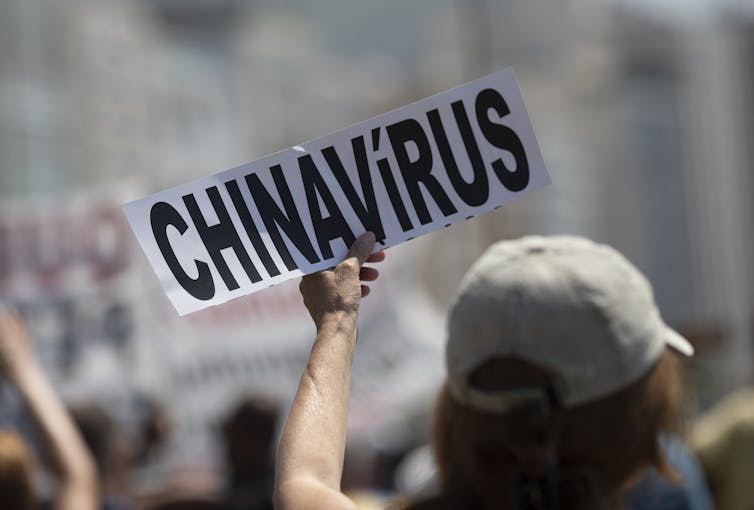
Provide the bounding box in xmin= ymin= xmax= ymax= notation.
xmin=122 ymin=67 xmax=550 ymax=315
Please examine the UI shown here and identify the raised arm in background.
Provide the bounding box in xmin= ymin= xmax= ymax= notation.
xmin=275 ymin=232 xmax=385 ymax=510
xmin=0 ymin=307 xmax=98 ymax=510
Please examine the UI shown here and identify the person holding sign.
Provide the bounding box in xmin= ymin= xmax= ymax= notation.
xmin=275 ymin=233 xmax=694 ymax=510
xmin=0 ymin=308 xmax=98 ymax=510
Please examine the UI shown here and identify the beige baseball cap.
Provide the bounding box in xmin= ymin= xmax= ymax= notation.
xmin=446 ymin=235 xmax=693 ymax=413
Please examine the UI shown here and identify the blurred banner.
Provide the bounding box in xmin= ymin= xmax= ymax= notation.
xmin=0 ymin=185 xmax=445 ymax=468
xmin=0 ymin=188 xmax=142 ymax=387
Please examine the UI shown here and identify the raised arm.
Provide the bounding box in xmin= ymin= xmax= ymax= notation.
xmin=0 ymin=307 xmax=98 ymax=510
xmin=275 ymin=232 xmax=385 ymax=510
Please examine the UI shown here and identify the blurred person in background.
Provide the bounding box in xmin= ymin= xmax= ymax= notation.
xmin=0 ymin=429 xmax=35 ymax=510
xmin=274 ymin=233 xmax=703 ymax=510
xmin=219 ymin=395 xmax=279 ymax=510
xmin=132 ymin=397 xmax=174 ymax=470
xmin=69 ymin=403 xmax=131 ymax=510
xmin=138 ymin=395 xmax=280 ymax=510
xmin=691 ymin=388 xmax=754 ymax=510
xmin=0 ymin=307 xmax=98 ymax=510
xmin=127 ymin=396 xmax=179 ymax=506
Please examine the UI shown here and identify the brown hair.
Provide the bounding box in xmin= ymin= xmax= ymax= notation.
xmin=402 ymin=351 xmax=684 ymax=510
xmin=0 ymin=429 xmax=35 ymax=510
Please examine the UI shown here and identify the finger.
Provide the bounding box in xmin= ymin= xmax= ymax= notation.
xmin=346 ymin=232 xmax=376 ymax=267
xmin=360 ymin=284 xmax=371 ymax=297
xmin=366 ymin=250 xmax=386 ymax=263
xmin=359 ymin=267 xmax=379 ymax=282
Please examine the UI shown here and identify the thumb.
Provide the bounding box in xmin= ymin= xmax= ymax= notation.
xmin=346 ymin=232 xmax=376 ymax=267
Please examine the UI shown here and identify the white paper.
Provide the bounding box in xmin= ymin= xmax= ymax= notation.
xmin=122 ymin=67 xmax=550 ymax=315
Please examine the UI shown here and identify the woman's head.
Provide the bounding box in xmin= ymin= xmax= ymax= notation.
xmin=0 ymin=429 xmax=35 ymax=510
xmin=432 ymin=352 xmax=683 ymax=509
xmin=430 ymin=236 xmax=690 ymax=510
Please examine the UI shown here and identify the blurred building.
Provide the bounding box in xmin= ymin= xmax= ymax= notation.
xmin=0 ymin=1 xmax=159 ymax=195
xmin=611 ymin=2 xmax=754 ymax=404
xmin=0 ymin=1 xmax=71 ymax=196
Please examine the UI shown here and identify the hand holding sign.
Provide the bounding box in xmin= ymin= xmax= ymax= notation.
xmin=123 ymin=68 xmax=550 ymax=315
xmin=299 ymin=232 xmax=385 ymax=329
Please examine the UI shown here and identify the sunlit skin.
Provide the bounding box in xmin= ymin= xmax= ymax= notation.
xmin=0 ymin=307 xmax=98 ymax=510
xmin=275 ymin=232 xmax=385 ymax=510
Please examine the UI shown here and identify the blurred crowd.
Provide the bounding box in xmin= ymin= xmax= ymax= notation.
xmin=0 ymin=305 xmax=279 ymax=510
xmin=1 ymin=294 xmax=754 ymax=510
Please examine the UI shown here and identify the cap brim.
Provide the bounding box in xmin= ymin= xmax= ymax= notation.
xmin=665 ymin=327 xmax=694 ymax=357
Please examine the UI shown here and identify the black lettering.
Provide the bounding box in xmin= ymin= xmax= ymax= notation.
xmin=376 ymin=157 xmax=413 ymax=232
xmin=475 ymin=88 xmax=529 ymax=192
xmin=245 ymin=165 xmax=320 ymax=270
xmin=372 ymin=126 xmax=413 ymax=232
xmin=225 ymin=179 xmax=281 ymax=277
xmin=150 ymin=201 xmax=214 ymax=300
xmin=183 ymin=187 xmax=261 ymax=290
xmin=298 ymin=154 xmax=356 ymax=260
xmin=322 ymin=137 xmax=385 ymax=241
xmin=387 ymin=118 xmax=457 ymax=225
xmin=429 ymin=105 xmax=489 ymax=206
